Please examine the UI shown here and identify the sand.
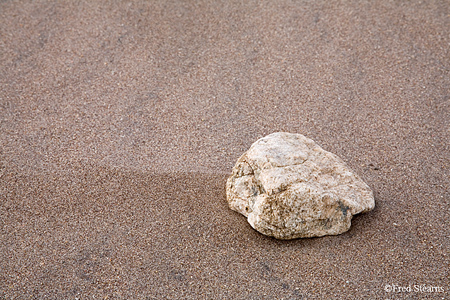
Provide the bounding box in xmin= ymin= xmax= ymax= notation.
xmin=0 ymin=0 xmax=448 ymax=299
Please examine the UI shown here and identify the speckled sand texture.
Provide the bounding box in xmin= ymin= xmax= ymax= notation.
xmin=1 ymin=0 xmax=449 ymax=299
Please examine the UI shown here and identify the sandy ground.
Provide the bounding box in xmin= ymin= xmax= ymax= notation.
xmin=0 ymin=0 xmax=449 ymax=299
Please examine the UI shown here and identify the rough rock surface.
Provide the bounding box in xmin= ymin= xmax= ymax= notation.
xmin=226 ymin=132 xmax=375 ymax=239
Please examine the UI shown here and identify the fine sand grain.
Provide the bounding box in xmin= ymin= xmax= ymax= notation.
xmin=1 ymin=1 xmax=449 ymax=299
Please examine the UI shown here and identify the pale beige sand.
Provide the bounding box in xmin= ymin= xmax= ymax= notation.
xmin=1 ymin=0 xmax=448 ymax=299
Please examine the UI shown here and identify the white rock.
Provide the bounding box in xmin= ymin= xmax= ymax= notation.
xmin=226 ymin=132 xmax=375 ymax=239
